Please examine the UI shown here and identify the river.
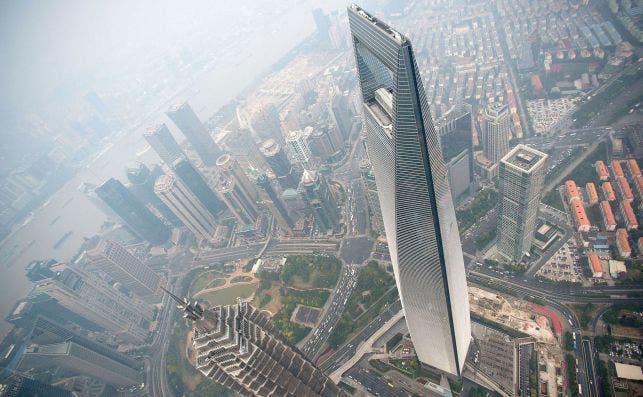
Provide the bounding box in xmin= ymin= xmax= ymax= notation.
xmin=0 ymin=0 xmax=347 ymax=338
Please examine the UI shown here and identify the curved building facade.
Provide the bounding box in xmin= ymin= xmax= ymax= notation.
xmin=348 ymin=4 xmax=471 ymax=376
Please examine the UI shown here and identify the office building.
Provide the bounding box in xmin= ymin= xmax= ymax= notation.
xmin=216 ymin=154 xmax=259 ymax=202
xmin=95 ymin=178 xmax=169 ymax=245
xmin=259 ymin=139 xmax=299 ymax=189
xmin=172 ymin=157 xmax=225 ymax=217
xmin=143 ymin=123 xmax=184 ymax=166
xmin=18 ymin=340 xmax=141 ymax=387
xmin=285 ymin=129 xmax=312 ymax=164
xmin=438 ymin=109 xmax=474 ymax=201
xmin=312 ymin=8 xmax=332 ymax=44
xmin=125 ymin=162 xmax=181 ymax=226
xmin=250 ymin=104 xmax=283 ymax=141
xmin=308 ymin=125 xmax=341 ymax=162
xmin=166 ymin=102 xmax=221 ymax=165
xmin=86 ymin=239 xmax=163 ymax=299
xmin=300 ymin=170 xmax=339 ymax=233
xmin=256 ymin=174 xmax=294 ymax=231
xmin=331 ymin=93 xmax=355 ymax=142
xmin=349 ymin=4 xmax=471 ymax=376
xmin=481 ymin=103 xmax=511 ymax=164
xmin=167 ymin=291 xmax=348 ymax=397
xmin=29 ymin=262 xmax=151 ymax=343
xmin=497 ymin=145 xmax=548 ymax=262
xmin=155 ymin=174 xmax=218 ymax=242
xmin=0 ymin=373 xmax=74 ymax=397
xmin=216 ymin=176 xmax=259 ymax=226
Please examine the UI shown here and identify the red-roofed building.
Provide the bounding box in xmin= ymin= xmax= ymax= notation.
xmin=634 ymin=175 xmax=643 ymax=199
xmin=602 ymin=181 xmax=616 ymax=201
xmin=616 ymin=228 xmax=631 ymax=258
xmin=620 ymin=200 xmax=639 ymax=230
xmin=611 ymin=160 xmax=625 ymax=178
xmin=595 ymin=160 xmax=609 ymax=181
xmin=638 ymin=237 xmax=643 ymax=256
xmin=601 ymin=201 xmax=616 ymax=231
xmin=531 ymin=74 xmax=543 ymax=91
xmin=565 ymin=180 xmax=581 ymax=203
xmin=617 ymin=177 xmax=634 ymax=202
xmin=588 ymin=253 xmax=603 ymax=278
xmin=627 ymin=159 xmax=641 ymax=178
xmin=571 ymin=200 xmax=591 ymax=232
xmin=586 ymin=182 xmax=599 ymax=205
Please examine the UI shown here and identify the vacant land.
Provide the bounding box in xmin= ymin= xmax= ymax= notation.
xmin=230 ymin=275 xmax=253 ymax=284
xmin=198 ymin=284 xmax=257 ymax=307
xmin=189 ymin=270 xmax=227 ymax=295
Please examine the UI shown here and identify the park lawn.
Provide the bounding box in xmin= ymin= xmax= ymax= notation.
xmin=252 ymin=282 xmax=283 ymax=315
xmin=189 ymin=270 xmax=227 ymax=295
xmin=199 ymin=284 xmax=257 ymax=306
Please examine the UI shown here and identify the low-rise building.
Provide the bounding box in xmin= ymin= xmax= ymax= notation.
xmin=588 ymin=253 xmax=603 ymax=278
xmin=571 ymin=200 xmax=591 ymax=232
xmin=586 ymin=182 xmax=599 ymax=205
xmin=616 ymin=177 xmax=634 ymax=202
xmin=595 ymin=160 xmax=609 ymax=181
xmin=609 ymin=259 xmax=627 ymax=279
xmin=602 ymin=181 xmax=616 ymax=201
xmin=616 ymin=228 xmax=631 ymax=258
xmin=565 ymin=180 xmax=581 ymax=203
xmin=639 ymin=237 xmax=643 ymax=256
xmin=600 ymin=201 xmax=616 ymax=231
xmin=611 ymin=160 xmax=625 ymax=179
xmin=635 ymin=175 xmax=643 ymax=200
xmin=620 ymin=200 xmax=639 ymax=230
xmin=627 ymin=159 xmax=641 ymax=178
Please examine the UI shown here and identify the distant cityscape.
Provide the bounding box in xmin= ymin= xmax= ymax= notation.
xmin=0 ymin=1 xmax=642 ymax=397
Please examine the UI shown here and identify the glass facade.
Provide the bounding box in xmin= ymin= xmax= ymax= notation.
xmin=348 ymin=5 xmax=471 ymax=376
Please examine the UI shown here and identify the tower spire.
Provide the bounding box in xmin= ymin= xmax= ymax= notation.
xmin=160 ymin=286 xmax=203 ymax=321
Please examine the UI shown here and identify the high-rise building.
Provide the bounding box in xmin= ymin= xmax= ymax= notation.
xmin=299 ymin=170 xmax=339 ymax=232
xmin=172 ymin=156 xmax=225 ymax=217
xmin=95 ymin=178 xmax=169 ymax=245
xmin=256 ymin=174 xmax=294 ymax=231
xmin=312 ymin=8 xmax=332 ymax=44
xmin=348 ymin=5 xmax=471 ymax=376
xmin=331 ymin=93 xmax=355 ymax=142
xmin=166 ymin=290 xmax=348 ymax=397
xmin=143 ymin=123 xmax=184 ymax=167
xmin=166 ymin=102 xmax=221 ymax=166
xmin=250 ymin=104 xmax=283 ymax=141
xmin=17 ymin=340 xmax=141 ymax=387
xmin=497 ymin=145 xmax=548 ymax=262
xmin=86 ymin=239 xmax=163 ymax=299
xmin=285 ymin=130 xmax=312 ymax=164
xmin=216 ymin=176 xmax=259 ymax=225
xmin=0 ymin=373 xmax=74 ymax=397
xmin=154 ymin=174 xmax=218 ymax=242
xmin=125 ymin=162 xmax=182 ymax=226
xmin=439 ymin=108 xmax=475 ymax=201
xmin=481 ymin=103 xmax=511 ymax=164
xmin=29 ymin=262 xmax=151 ymax=343
xmin=216 ymin=154 xmax=259 ymax=202
xmin=308 ymin=125 xmax=341 ymax=162
xmin=259 ymin=139 xmax=300 ymax=189
xmin=26 ymin=315 xmax=140 ymax=371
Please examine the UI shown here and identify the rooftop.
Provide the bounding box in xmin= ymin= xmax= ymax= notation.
xmin=349 ymin=4 xmax=405 ymax=45
xmin=501 ymin=144 xmax=547 ymax=173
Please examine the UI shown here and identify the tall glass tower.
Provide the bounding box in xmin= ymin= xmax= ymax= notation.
xmin=348 ymin=4 xmax=471 ymax=376
xmin=166 ymin=102 xmax=222 ymax=166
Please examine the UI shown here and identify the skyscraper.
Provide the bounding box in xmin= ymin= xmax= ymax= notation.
xmin=299 ymin=170 xmax=339 ymax=232
xmin=250 ymin=104 xmax=283 ymax=141
xmin=86 ymin=239 xmax=163 ymax=299
xmin=285 ymin=130 xmax=312 ymax=164
xmin=348 ymin=5 xmax=471 ymax=376
xmin=29 ymin=262 xmax=151 ymax=343
xmin=497 ymin=145 xmax=548 ymax=262
xmin=216 ymin=176 xmax=259 ymax=226
xmin=481 ymin=103 xmax=511 ymax=164
xmin=216 ymin=154 xmax=259 ymax=202
xmin=0 ymin=373 xmax=74 ymax=397
xmin=18 ymin=340 xmax=141 ymax=387
xmin=166 ymin=291 xmax=348 ymax=397
xmin=439 ymin=109 xmax=475 ymax=201
xmin=166 ymin=102 xmax=221 ymax=166
xmin=143 ymin=123 xmax=184 ymax=166
xmin=172 ymin=156 xmax=225 ymax=217
xmin=125 ymin=162 xmax=182 ymax=226
xmin=256 ymin=174 xmax=295 ymax=231
xmin=259 ymin=139 xmax=299 ymax=189
xmin=95 ymin=178 xmax=169 ymax=245
xmin=154 ymin=174 xmax=218 ymax=242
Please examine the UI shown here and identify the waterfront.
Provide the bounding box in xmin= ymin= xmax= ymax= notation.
xmin=0 ymin=0 xmax=345 ymax=338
